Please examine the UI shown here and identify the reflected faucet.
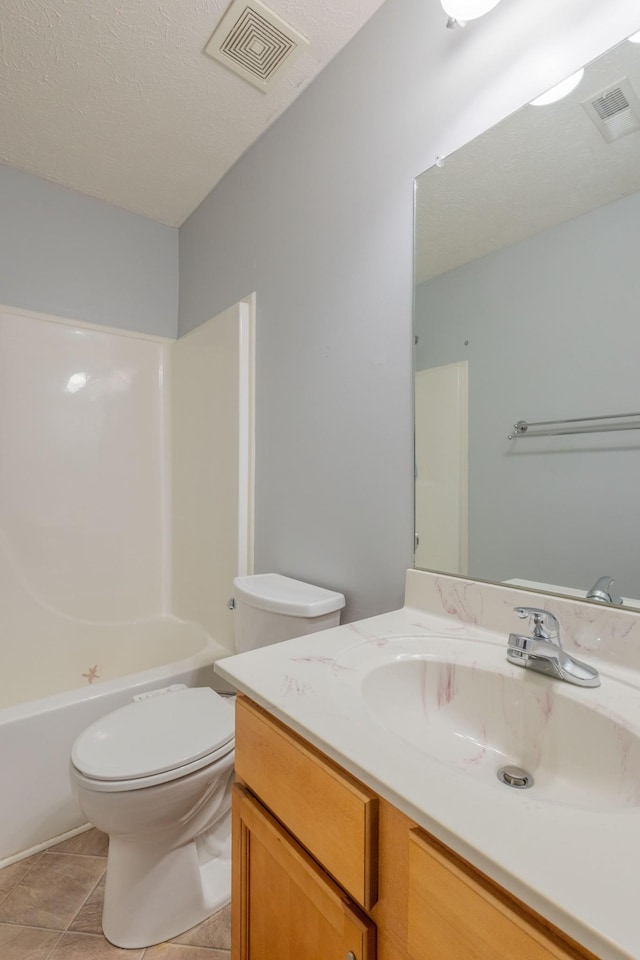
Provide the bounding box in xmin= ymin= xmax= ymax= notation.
xmin=507 ymin=607 xmax=600 ymax=688
xmin=586 ymin=576 xmax=623 ymax=605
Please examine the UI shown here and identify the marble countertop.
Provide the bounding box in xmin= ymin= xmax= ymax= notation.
xmin=216 ymin=569 xmax=640 ymax=960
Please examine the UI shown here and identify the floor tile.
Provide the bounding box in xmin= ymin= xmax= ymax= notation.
xmin=68 ymin=876 xmax=105 ymax=935
xmin=0 ymin=853 xmax=105 ymax=930
xmin=172 ymin=905 xmax=231 ymax=949
xmin=0 ymin=923 xmax=61 ymax=960
xmin=0 ymin=855 xmax=44 ymax=901
xmin=0 ymin=838 xmax=233 ymax=957
xmin=143 ymin=945 xmax=230 ymax=959
xmin=48 ymin=931 xmax=145 ymax=959
xmin=48 ymin=829 xmax=109 ymax=858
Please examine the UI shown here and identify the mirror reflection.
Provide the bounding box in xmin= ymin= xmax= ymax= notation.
xmin=414 ymin=35 xmax=640 ymax=607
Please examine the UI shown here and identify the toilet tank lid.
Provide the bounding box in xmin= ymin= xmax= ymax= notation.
xmin=233 ymin=574 xmax=345 ymax=617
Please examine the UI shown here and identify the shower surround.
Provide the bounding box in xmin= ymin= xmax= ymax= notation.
xmin=0 ymin=302 xmax=253 ymax=861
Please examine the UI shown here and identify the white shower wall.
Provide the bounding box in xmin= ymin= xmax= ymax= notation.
xmin=170 ymin=300 xmax=254 ymax=651
xmin=0 ymin=306 xmax=167 ymax=626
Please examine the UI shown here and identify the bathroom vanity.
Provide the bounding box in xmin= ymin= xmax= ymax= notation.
xmin=232 ymin=695 xmax=592 ymax=960
xmin=217 ymin=569 xmax=640 ymax=960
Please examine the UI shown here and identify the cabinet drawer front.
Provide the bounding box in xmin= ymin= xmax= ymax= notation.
xmin=235 ymin=697 xmax=378 ymax=908
xmin=408 ymin=830 xmax=593 ymax=960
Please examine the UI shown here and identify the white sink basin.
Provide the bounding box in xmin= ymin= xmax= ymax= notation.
xmin=337 ymin=635 xmax=640 ymax=811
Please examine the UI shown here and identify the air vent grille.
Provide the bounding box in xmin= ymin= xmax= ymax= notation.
xmin=582 ymin=79 xmax=640 ymax=143
xmin=592 ymin=87 xmax=630 ymax=120
xmin=205 ymin=0 xmax=309 ymax=92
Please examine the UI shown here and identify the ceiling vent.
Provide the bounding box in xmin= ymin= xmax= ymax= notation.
xmin=205 ymin=0 xmax=309 ymax=92
xmin=582 ymin=78 xmax=640 ymax=143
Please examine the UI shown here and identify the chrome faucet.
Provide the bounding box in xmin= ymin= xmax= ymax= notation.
xmin=586 ymin=576 xmax=623 ymax=605
xmin=507 ymin=607 xmax=600 ymax=687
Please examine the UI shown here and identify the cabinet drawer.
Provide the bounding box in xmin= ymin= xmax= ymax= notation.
xmin=407 ymin=829 xmax=594 ymax=960
xmin=235 ymin=696 xmax=378 ymax=909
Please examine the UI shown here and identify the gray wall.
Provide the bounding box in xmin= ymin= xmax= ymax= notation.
xmin=415 ymin=191 xmax=640 ymax=597
xmin=179 ymin=0 xmax=638 ymax=621
xmin=0 ymin=164 xmax=178 ymax=338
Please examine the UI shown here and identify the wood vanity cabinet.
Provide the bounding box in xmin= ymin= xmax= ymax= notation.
xmin=232 ymin=697 xmax=598 ymax=960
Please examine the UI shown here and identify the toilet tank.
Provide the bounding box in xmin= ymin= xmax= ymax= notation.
xmin=232 ymin=574 xmax=345 ymax=654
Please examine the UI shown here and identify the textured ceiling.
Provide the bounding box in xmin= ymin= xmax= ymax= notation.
xmin=415 ymin=38 xmax=640 ymax=283
xmin=0 ymin=0 xmax=387 ymax=226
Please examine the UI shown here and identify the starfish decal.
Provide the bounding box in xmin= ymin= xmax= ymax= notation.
xmin=82 ymin=665 xmax=100 ymax=684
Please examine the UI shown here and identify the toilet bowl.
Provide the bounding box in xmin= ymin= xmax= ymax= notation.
xmin=70 ymin=687 xmax=235 ymax=948
xmin=70 ymin=574 xmax=345 ymax=948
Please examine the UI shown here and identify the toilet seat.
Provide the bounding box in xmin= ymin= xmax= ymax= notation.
xmin=71 ymin=687 xmax=235 ymax=792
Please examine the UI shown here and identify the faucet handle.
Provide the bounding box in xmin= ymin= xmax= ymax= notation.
xmin=586 ymin=576 xmax=623 ymax=605
xmin=514 ymin=606 xmax=559 ymax=640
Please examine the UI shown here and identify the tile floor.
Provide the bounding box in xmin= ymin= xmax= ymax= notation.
xmin=0 ymin=829 xmax=231 ymax=959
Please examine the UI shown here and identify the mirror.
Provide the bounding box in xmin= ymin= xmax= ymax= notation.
xmin=414 ymin=34 xmax=640 ymax=609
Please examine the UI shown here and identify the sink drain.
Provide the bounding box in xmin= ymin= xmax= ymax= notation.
xmin=497 ymin=765 xmax=534 ymax=789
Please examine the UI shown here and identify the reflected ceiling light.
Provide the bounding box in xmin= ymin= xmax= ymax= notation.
xmin=440 ymin=0 xmax=501 ymax=22
xmin=530 ymin=68 xmax=585 ymax=106
xmin=628 ymin=30 xmax=640 ymax=43
xmin=65 ymin=372 xmax=89 ymax=394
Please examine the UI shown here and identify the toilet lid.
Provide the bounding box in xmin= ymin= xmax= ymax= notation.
xmin=71 ymin=687 xmax=234 ymax=781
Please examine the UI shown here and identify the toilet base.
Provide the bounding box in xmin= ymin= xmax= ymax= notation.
xmin=102 ymin=814 xmax=232 ymax=948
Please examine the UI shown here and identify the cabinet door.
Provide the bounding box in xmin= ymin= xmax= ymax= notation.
xmin=407 ymin=829 xmax=593 ymax=960
xmin=233 ymin=784 xmax=376 ymax=960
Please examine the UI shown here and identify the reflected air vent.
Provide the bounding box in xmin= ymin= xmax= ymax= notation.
xmin=582 ymin=79 xmax=640 ymax=142
xmin=205 ymin=0 xmax=309 ymax=92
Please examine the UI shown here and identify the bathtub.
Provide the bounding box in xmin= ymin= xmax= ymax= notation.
xmin=0 ymin=617 xmax=234 ymax=864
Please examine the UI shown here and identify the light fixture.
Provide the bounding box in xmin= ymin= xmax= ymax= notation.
xmin=629 ymin=29 xmax=640 ymax=43
xmin=530 ymin=68 xmax=585 ymax=106
xmin=440 ymin=0 xmax=501 ymax=22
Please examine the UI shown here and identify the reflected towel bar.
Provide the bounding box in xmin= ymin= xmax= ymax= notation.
xmin=508 ymin=412 xmax=640 ymax=439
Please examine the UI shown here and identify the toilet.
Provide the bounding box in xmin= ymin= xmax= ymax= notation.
xmin=69 ymin=574 xmax=345 ymax=949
